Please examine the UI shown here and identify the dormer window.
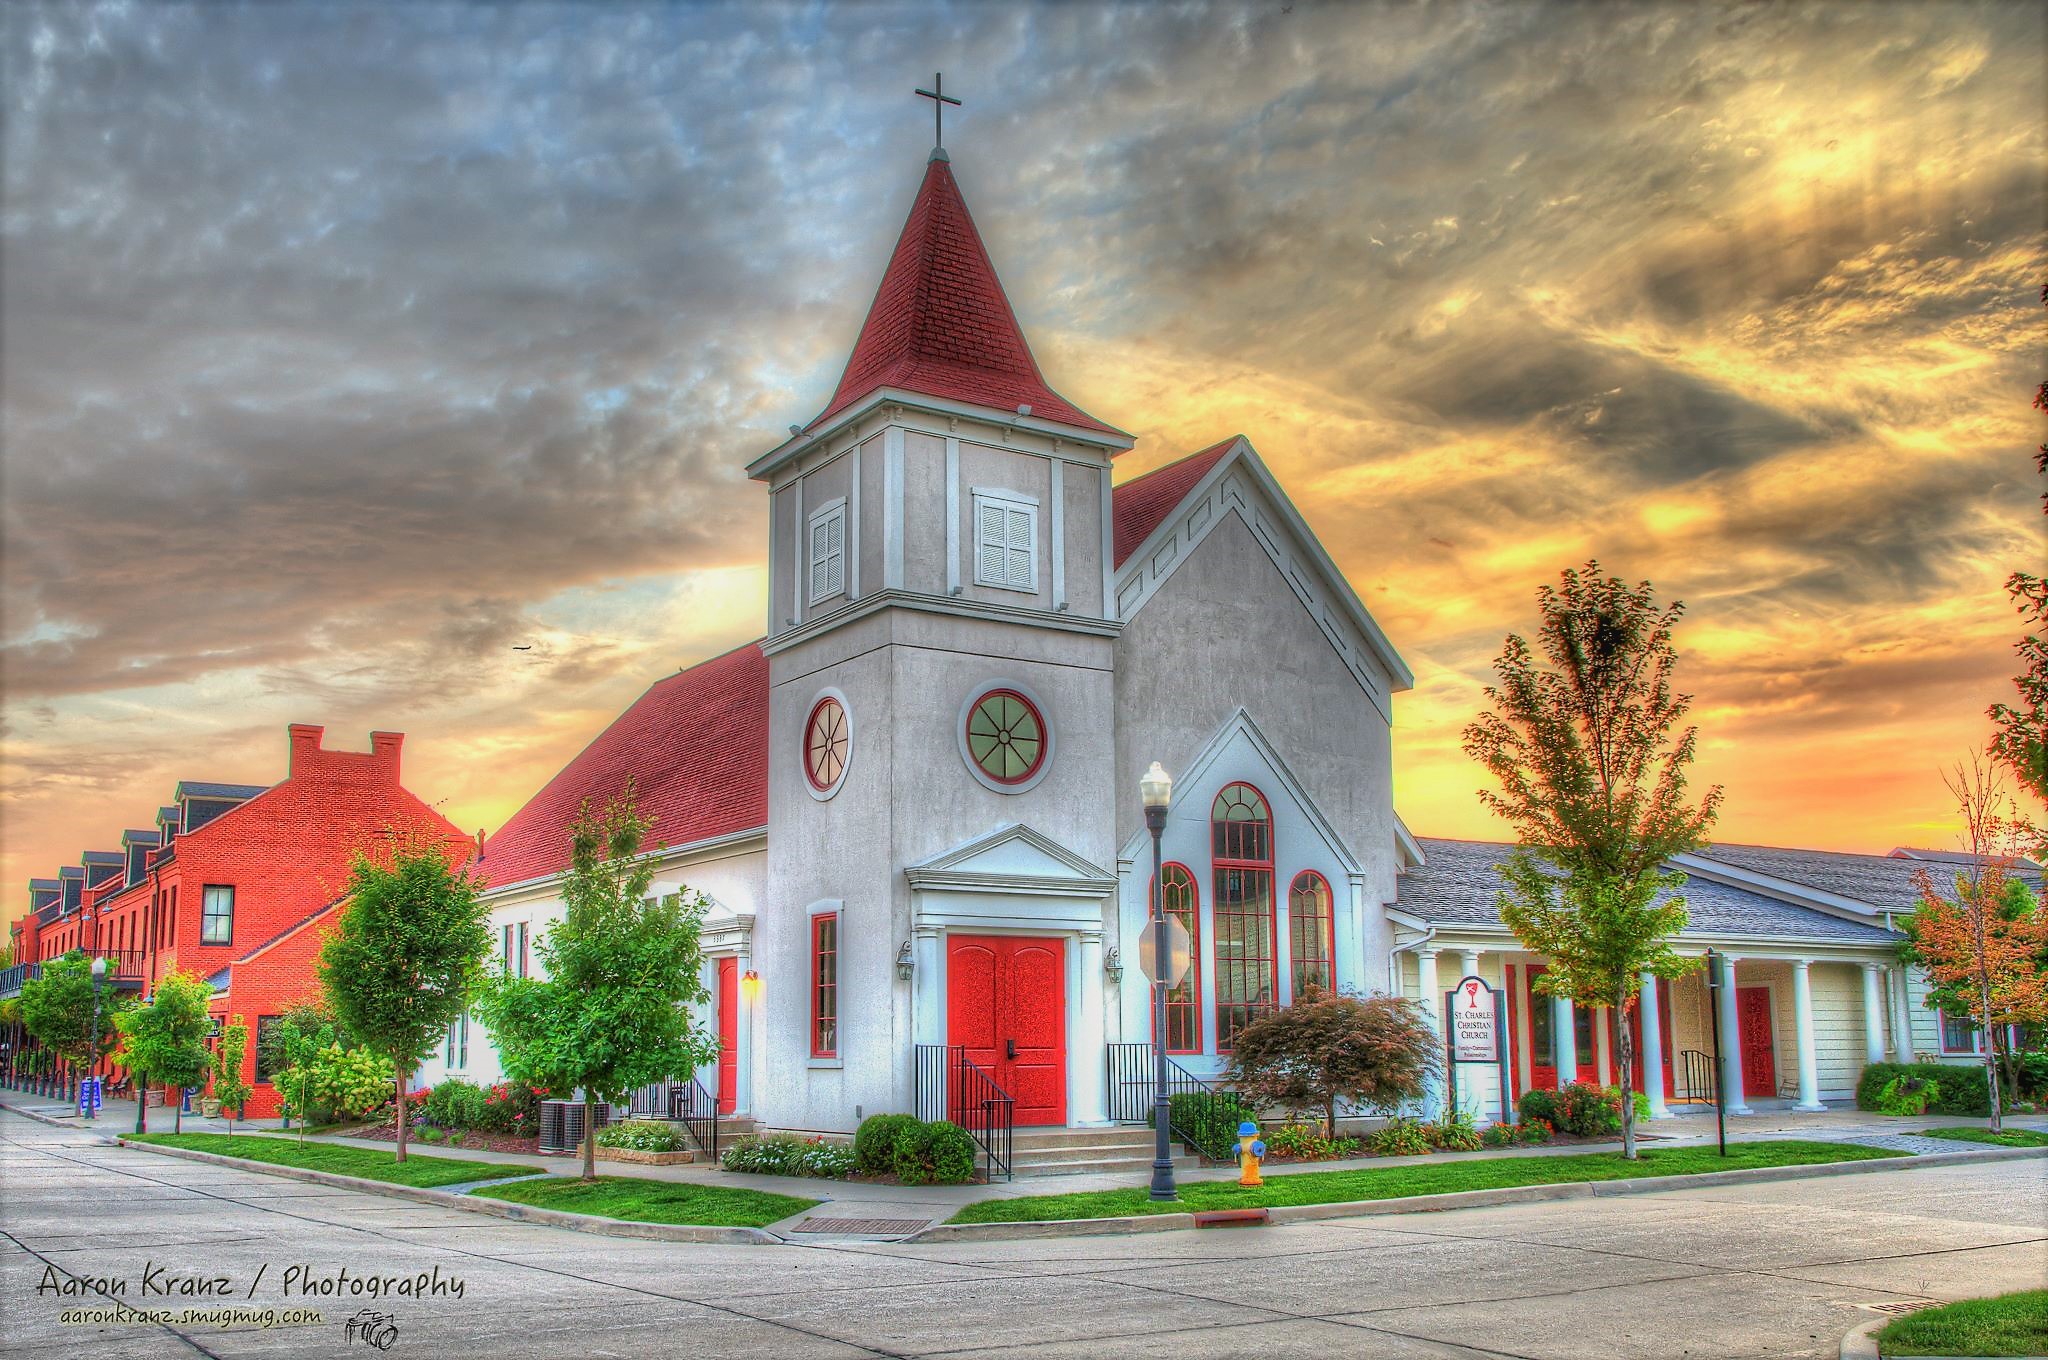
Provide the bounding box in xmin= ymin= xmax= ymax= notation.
xmin=972 ymin=489 xmax=1037 ymax=593
xmin=807 ymin=499 xmax=846 ymax=603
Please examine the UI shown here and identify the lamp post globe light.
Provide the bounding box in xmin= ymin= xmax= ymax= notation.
xmin=87 ymin=955 xmax=107 ymax=1122
xmin=1140 ymin=761 xmax=1177 ymax=1202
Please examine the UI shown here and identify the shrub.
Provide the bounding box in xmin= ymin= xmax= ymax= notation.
xmin=598 ymin=1119 xmax=684 ymax=1152
xmin=1162 ymin=1090 xmax=1258 ymax=1160
xmin=473 ymin=1080 xmax=542 ymax=1135
xmin=1367 ymin=1117 xmax=1433 ymax=1157
xmin=1481 ymin=1122 xmax=1517 ymax=1148
xmin=1516 ymin=1088 xmax=1560 ymax=1126
xmin=1554 ymin=1082 xmax=1624 ymax=1137
xmin=279 ymin=1044 xmax=396 ymax=1124
xmin=2017 ymin=1051 xmax=2048 ymax=1101
xmin=1517 ymin=1118 xmax=1554 ymax=1144
xmin=1857 ymin=1062 xmax=1990 ymax=1116
xmin=422 ymin=1077 xmax=490 ymax=1130
xmin=721 ymin=1134 xmax=855 ymax=1179
xmin=1422 ymin=1108 xmax=1484 ymax=1152
xmin=1224 ymin=989 xmax=1439 ymax=1137
xmin=1266 ymin=1124 xmax=1362 ymax=1160
xmin=854 ymin=1113 xmax=920 ymax=1174
xmin=419 ymin=1126 xmax=445 ymax=1143
xmin=893 ymin=1120 xmax=979 ymax=1185
xmin=1875 ymin=1073 xmax=1940 ymax=1116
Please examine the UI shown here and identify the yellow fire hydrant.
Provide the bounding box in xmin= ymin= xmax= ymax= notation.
xmin=1237 ymin=1120 xmax=1266 ymax=1186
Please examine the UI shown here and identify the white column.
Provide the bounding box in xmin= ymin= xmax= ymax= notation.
xmin=1417 ymin=949 xmax=1441 ymax=1115
xmin=1639 ymin=972 xmax=1668 ymax=1119
xmin=1791 ymin=959 xmax=1824 ymax=1110
xmin=1716 ymin=955 xmax=1752 ymax=1115
xmin=1889 ymin=967 xmax=1917 ymax=1062
xmin=1553 ymin=993 xmax=1578 ymax=1085
xmin=734 ymin=946 xmax=755 ymax=1117
xmin=912 ymin=927 xmax=944 ymax=1047
xmin=1859 ymin=963 xmax=1887 ymax=1068
xmin=1073 ymin=931 xmax=1108 ymax=1125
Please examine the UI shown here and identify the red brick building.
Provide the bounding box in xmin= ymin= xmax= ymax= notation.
xmin=5 ymin=724 xmax=468 ymax=1117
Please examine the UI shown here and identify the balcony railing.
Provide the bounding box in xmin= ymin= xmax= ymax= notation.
xmin=0 ymin=963 xmax=38 ymax=999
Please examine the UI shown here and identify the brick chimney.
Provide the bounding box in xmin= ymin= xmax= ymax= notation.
xmin=288 ymin=724 xmax=325 ymax=773
xmin=371 ymin=731 xmax=404 ymax=779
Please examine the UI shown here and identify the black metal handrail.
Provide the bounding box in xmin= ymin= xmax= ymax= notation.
xmin=669 ymin=1078 xmax=721 ymax=1162
xmin=1675 ymin=1048 xmax=1718 ymax=1105
xmin=1105 ymin=1041 xmax=1241 ymax=1160
xmin=913 ymin=1044 xmax=1014 ymax=1182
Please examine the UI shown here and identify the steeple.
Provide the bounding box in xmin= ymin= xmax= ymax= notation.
xmin=807 ymin=157 xmax=1119 ymax=438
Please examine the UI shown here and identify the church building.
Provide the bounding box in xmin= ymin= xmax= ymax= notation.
xmin=423 ymin=145 xmax=2010 ymax=1161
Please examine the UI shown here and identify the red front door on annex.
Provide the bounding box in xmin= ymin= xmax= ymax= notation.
xmin=947 ymin=935 xmax=1066 ymax=1126
xmin=1737 ymin=986 xmax=1777 ymax=1097
xmin=716 ymin=957 xmax=738 ymax=1115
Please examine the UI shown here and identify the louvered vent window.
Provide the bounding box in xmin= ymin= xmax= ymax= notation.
xmin=972 ymin=490 xmax=1037 ymax=593
xmin=807 ymin=500 xmax=846 ymax=603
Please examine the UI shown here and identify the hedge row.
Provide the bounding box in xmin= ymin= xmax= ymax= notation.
xmin=1855 ymin=1061 xmax=1989 ymax=1116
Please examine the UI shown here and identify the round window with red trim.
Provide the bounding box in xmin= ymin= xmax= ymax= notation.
xmin=804 ymin=696 xmax=850 ymax=794
xmin=963 ymin=687 xmax=1046 ymax=786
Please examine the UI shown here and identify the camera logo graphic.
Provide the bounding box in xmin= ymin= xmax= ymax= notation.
xmin=345 ymin=1308 xmax=399 ymax=1351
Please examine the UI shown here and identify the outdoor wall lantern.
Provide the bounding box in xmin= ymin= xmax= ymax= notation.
xmin=740 ymin=969 xmax=761 ymax=1002
xmin=1103 ymin=947 xmax=1123 ymax=983
xmin=895 ymin=940 xmax=914 ymax=980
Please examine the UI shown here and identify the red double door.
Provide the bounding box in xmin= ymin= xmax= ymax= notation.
xmin=947 ymin=935 xmax=1066 ymax=1126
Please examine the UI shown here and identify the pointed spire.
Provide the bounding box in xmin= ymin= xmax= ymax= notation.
xmin=810 ymin=158 xmax=1119 ymax=438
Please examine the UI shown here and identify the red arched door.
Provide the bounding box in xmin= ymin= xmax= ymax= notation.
xmin=715 ymin=957 xmax=737 ymax=1114
xmin=947 ymin=935 xmax=1066 ymax=1126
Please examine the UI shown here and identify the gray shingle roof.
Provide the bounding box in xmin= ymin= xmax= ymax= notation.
xmin=1398 ymin=839 xmax=1900 ymax=944
xmin=1695 ymin=843 xmax=2044 ymax=916
xmin=176 ymin=781 xmax=268 ymax=800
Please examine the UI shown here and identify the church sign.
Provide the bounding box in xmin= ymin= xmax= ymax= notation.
xmin=1448 ymin=976 xmax=1499 ymax=1063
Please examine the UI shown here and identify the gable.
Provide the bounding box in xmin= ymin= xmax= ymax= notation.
xmin=907 ymin=822 xmax=1118 ymax=895
xmin=1112 ymin=438 xmax=1410 ymax=717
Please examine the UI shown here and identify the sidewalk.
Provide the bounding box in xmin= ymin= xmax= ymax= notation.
xmin=9 ymin=1086 xmax=2041 ymax=1229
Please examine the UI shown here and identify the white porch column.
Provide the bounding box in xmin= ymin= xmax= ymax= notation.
xmin=733 ymin=946 xmax=755 ymax=1117
xmin=1715 ymin=954 xmax=1752 ymax=1115
xmin=1073 ymin=931 xmax=1108 ymax=1125
xmin=1859 ymin=963 xmax=1887 ymax=1068
xmin=1417 ymin=949 xmax=1442 ymax=1114
xmin=1553 ymin=993 xmax=1578 ymax=1085
xmin=911 ymin=927 xmax=944 ymax=1047
xmin=1790 ymin=959 xmax=1824 ymax=1111
xmin=1639 ymin=972 xmax=1668 ymax=1119
xmin=1889 ymin=967 xmax=1917 ymax=1062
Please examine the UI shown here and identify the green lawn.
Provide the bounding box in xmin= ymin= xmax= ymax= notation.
xmin=1876 ymin=1289 xmax=2048 ymax=1357
xmin=1915 ymin=1126 xmax=2048 ymax=1148
xmin=125 ymin=1133 xmax=537 ymax=1188
xmin=948 ymin=1140 xmax=1902 ymax=1224
xmin=471 ymin=1175 xmax=816 ymax=1229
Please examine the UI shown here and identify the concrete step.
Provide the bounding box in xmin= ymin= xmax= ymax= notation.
xmin=1010 ymin=1125 xmax=1156 ymax=1151
xmin=1006 ymin=1140 xmax=1176 ymax=1166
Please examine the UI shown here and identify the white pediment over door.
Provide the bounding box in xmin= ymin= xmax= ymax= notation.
xmin=906 ymin=823 xmax=1116 ymax=934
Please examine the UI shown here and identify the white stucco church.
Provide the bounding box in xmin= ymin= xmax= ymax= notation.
xmin=421 ymin=146 xmax=2015 ymax=1165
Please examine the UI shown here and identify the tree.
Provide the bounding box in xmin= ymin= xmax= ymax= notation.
xmin=1223 ymin=989 xmax=1440 ymax=1138
xmin=211 ymin=1016 xmax=252 ymax=1135
xmin=1900 ymin=757 xmax=2048 ymax=1132
xmin=476 ymin=783 xmax=718 ymax=1180
xmin=20 ymin=952 xmax=133 ymax=1090
xmin=1988 ymin=286 xmax=2048 ymax=815
xmin=113 ymin=971 xmax=213 ymax=1134
xmin=318 ymin=832 xmax=492 ymax=1163
xmin=1462 ymin=563 xmax=1722 ymax=1158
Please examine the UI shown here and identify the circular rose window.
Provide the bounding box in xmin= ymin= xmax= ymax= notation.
xmin=963 ymin=687 xmax=1047 ymax=787
xmin=804 ymin=695 xmax=850 ymax=796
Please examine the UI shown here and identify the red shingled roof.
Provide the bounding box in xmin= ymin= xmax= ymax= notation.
xmin=810 ymin=157 xmax=1120 ymax=438
xmin=1111 ymin=439 xmax=1238 ymax=567
xmin=479 ymin=642 xmax=769 ymax=888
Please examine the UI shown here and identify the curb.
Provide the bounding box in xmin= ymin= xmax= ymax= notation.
xmin=901 ymin=1146 xmax=2048 ymax=1243
xmin=0 ymin=1096 xmax=119 ymax=1133
xmin=1840 ymin=1317 xmax=1884 ymax=1360
xmin=109 ymin=1137 xmax=781 ymax=1245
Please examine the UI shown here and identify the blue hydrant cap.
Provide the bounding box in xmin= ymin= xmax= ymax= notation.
xmin=1250 ymin=1140 xmax=1266 ymax=1158
xmin=1237 ymin=1121 xmax=1258 ymax=1137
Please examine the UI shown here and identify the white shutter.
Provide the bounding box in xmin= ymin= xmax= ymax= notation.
xmin=809 ymin=516 xmax=829 ymax=601
xmin=976 ymin=500 xmax=1007 ymax=584
xmin=1005 ymin=506 xmax=1033 ymax=590
xmin=825 ymin=507 xmax=845 ymax=596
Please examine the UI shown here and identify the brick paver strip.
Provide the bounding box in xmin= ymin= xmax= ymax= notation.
xmin=790 ymin=1216 xmax=932 ymax=1234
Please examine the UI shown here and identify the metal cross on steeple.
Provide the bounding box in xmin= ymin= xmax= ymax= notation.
xmin=914 ymin=73 xmax=962 ymax=151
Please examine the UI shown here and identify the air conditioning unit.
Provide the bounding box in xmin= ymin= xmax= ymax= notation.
xmin=538 ymin=1098 xmax=613 ymax=1155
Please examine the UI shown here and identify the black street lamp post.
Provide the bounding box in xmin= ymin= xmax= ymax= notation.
xmin=1140 ymin=761 xmax=1177 ymax=1203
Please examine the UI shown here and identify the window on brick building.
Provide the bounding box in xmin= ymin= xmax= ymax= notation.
xmin=255 ymin=1016 xmax=283 ymax=1083
xmin=200 ymin=886 xmax=234 ymax=945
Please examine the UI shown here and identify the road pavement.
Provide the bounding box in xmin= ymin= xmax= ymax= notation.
xmin=2 ymin=1108 xmax=2042 ymax=1358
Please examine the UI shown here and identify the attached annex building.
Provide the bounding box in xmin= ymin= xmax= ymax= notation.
xmin=424 ymin=149 xmax=2005 ymax=1137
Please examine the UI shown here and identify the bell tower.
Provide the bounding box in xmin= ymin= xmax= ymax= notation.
xmin=743 ymin=141 xmax=1133 ymax=1132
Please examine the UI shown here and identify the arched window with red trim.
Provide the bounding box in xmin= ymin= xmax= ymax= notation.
xmin=1288 ymin=870 xmax=1334 ymax=998
xmin=1155 ymin=863 xmax=1201 ymax=1053
xmin=1211 ymin=782 xmax=1274 ymax=1052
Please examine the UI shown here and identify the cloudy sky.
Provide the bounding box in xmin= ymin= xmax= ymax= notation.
xmin=4 ymin=1 xmax=2043 ymax=927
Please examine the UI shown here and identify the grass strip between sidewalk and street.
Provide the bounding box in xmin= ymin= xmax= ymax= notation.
xmin=126 ymin=1133 xmax=538 ymax=1188
xmin=1874 ymin=1288 xmax=2048 ymax=1357
xmin=470 ymin=1175 xmax=818 ymax=1228
xmin=1913 ymin=1126 xmax=2048 ymax=1148
xmin=947 ymin=1139 xmax=1903 ymax=1224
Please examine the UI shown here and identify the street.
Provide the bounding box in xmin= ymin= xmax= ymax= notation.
xmin=2 ymin=1109 xmax=2043 ymax=1359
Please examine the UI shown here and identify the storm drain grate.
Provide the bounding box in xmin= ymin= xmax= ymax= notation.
xmin=790 ymin=1217 xmax=931 ymax=1235
xmin=1859 ymin=1301 xmax=1936 ymax=1316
